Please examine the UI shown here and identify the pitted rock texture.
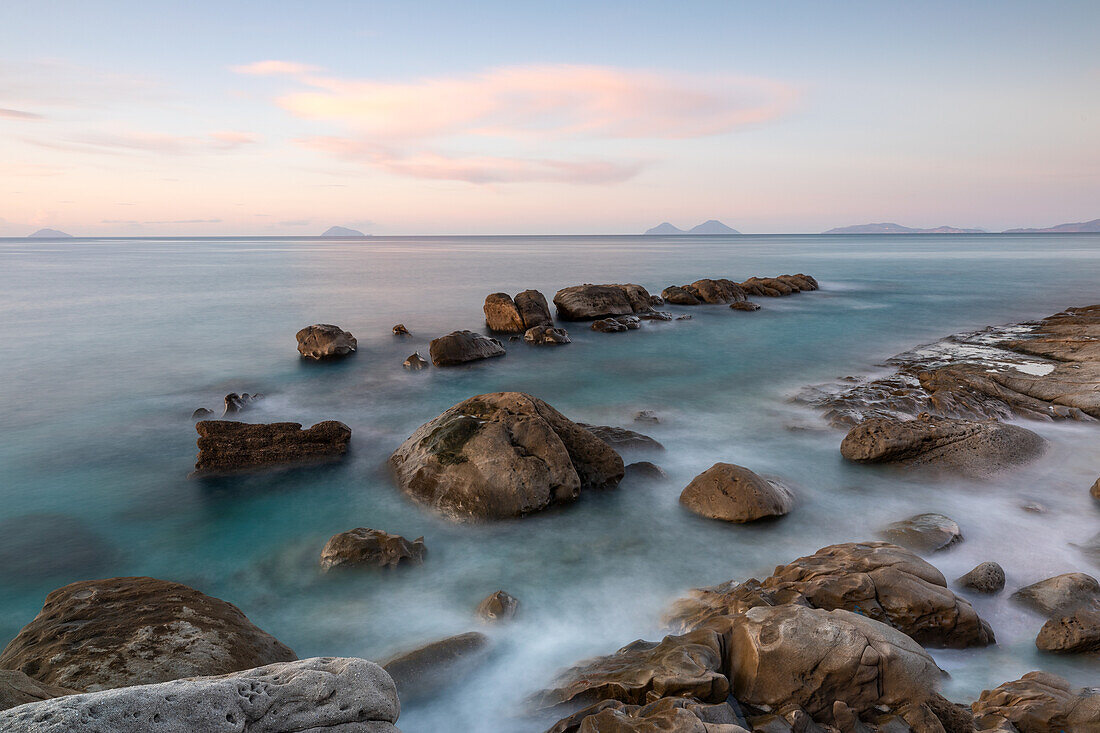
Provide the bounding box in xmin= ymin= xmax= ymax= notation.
xmin=0 ymin=657 xmax=400 ymax=733
xmin=547 ymin=697 xmax=746 ymax=733
xmin=194 ymin=420 xmax=351 ymax=474
xmin=0 ymin=577 xmax=296 ymax=691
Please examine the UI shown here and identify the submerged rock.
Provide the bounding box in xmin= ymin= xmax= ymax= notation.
xmin=319 ymin=528 xmax=426 ymax=571
xmin=382 ymin=632 xmax=490 ymax=702
xmin=578 ymin=423 xmax=663 ymax=451
xmin=192 ymin=407 xmax=214 ymax=419
xmin=0 ymin=657 xmax=400 ymax=733
xmin=476 ymin=590 xmax=519 ymax=623
xmin=428 ymin=329 xmax=505 ymax=366
xmin=0 ymin=576 xmax=296 ymax=691
xmin=193 ymin=420 xmax=351 ymax=474
xmin=840 ymin=414 xmax=1045 ymax=475
xmin=879 ymin=513 xmax=962 ymax=552
xmin=0 ymin=670 xmax=74 ymax=712
xmin=553 ymin=284 xmax=656 ymax=320
xmin=730 ymin=300 xmax=761 ymax=311
xmin=295 ymin=323 xmax=356 ymax=360
xmin=514 ymin=289 xmax=553 ymax=329
xmin=1011 ymin=573 xmax=1100 ymax=618
xmin=484 ymin=292 xmax=527 ymax=333
xmin=403 ymin=351 xmax=429 ymax=370
xmin=592 ymin=317 xmax=628 ymax=333
xmin=389 ymin=392 xmax=624 ymax=520
xmin=524 ymin=324 xmax=571 ymax=345
xmin=679 ymin=463 xmax=793 ymax=523
xmin=957 ymin=562 xmax=1006 ymax=594
xmin=222 ymin=391 xmax=261 ymax=416
xmin=624 ymin=461 xmax=667 ymax=481
xmin=971 ymin=671 xmax=1100 ymax=731
xmin=634 ymin=410 xmax=660 ymax=424
xmin=392 ymin=323 xmax=410 ymax=335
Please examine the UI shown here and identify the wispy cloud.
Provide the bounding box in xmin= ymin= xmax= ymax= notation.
xmin=231 ymin=60 xmax=321 ymax=76
xmin=22 ymin=130 xmax=258 ymax=156
xmin=0 ymin=107 xmax=43 ymax=120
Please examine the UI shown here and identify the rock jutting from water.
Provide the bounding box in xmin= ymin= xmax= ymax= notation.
xmin=739 ymin=273 xmax=819 ymax=296
xmin=971 ymin=671 xmax=1100 ymax=731
xmin=389 ymin=392 xmax=624 ymax=520
xmin=193 ymin=419 xmax=351 ymax=474
xmin=483 ymin=292 xmax=527 ymax=333
xmin=222 ymin=391 xmax=261 ymax=416
xmin=295 ymin=323 xmax=357 ymax=360
xmin=0 ymin=576 xmax=296 ymax=692
xmin=428 ymin=329 xmax=505 ymax=366
xmin=319 ymin=527 xmax=426 ymax=571
xmin=392 ymin=323 xmax=410 ymax=335
xmin=577 ymin=423 xmax=663 ymax=451
xmin=403 ymin=351 xmax=429 ymax=369
xmin=0 ymin=657 xmax=401 ymax=733
xmin=524 ymin=324 xmax=570 ymax=345
xmin=661 ymin=278 xmax=747 ymax=305
xmin=678 ymin=462 xmax=794 ymax=523
xmin=957 ymin=561 xmax=1007 ymax=594
xmin=1035 ymin=605 xmax=1100 ymax=653
xmin=552 ymin=283 xmax=659 ymax=320
xmin=879 ymin=512 xmax=963 ymax=552
xmin=1011 ymin=572 xmax=1100 ymax=618
xmin=476 ymin=590 xmax=519 ymax=623
xmin=382 ymin=631 xmax=490 ymax=703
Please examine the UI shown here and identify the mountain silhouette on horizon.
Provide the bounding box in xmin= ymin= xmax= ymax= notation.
xmin=1003 ymin=218 xmax=1100 ymax=233
xmin=644 ymin=220 xmax=740 ymax=235
xmin=823 ymin=222 xmax=986 ymax=234
xmin=28 ymin=228 xmax=73 ymax=238
xmin=320 ymin=226 xmax=368 ymax=237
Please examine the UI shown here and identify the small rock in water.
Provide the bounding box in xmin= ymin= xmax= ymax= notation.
xmin=730 ymin=300 xmax=761 ymax=311
xmin=624 ymin=461 xmax=668 ymax=481
xmin=634 ymin=410 xmax=659 ymax=424
xmin=956 ymin=561 xmax=1006 ymax=593
xmin=592 ymin=317 xmax=628 ymax=333
xmin=1091 ymin=476 xmax=1100 ymax=500
xmin=194 ymin=420 xmax=351 ymax=474
xmin=319 ymin=528 xmax=426 ymax=571
xmin=476 ymin=590 xmax=518 ymax=622
xmin=191 ymin=407 xmax=214 ymax=419
xmin=679 ymin=462 xmax=794 ymax=523
xmin=296 ymin=323 xmax=356 ymax=360
xmin=222 ymin=391 xmax=261 ymax=416
xmin=676 ymin=314 xmax=693 ymax=320
xmin=524 ymin=324 xmax=570 ymax=345
xmin=616 ymin=315 xmax=641 ymax=329
xmin=392 ymin=323 xmax=410 ymax=336
xmin=1021 ymin=501 xmax=1047 ymax=513
xmin=403 ymin=351 xmax=428 ymax=370
xmin=879 ymin=513 xmax=962 ymax=552
xmin=637 ymin=310 xmax=673 ymax=321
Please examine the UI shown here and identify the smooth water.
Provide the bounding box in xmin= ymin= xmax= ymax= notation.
xmin=1 ymin=234 xmax=1098 ymax=731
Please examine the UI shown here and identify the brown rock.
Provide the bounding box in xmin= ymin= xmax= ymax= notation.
xmin=730 ymin=301 xmax=761 ymax=311
xmin=193 ymin=420 xmax=351 ymax=474
xmin=319 ymin=528 xmax=426 ymax=571
xmin=0 ymin=670 xmax=74 ymax=712
xmin=624 ymin=461 xmax=667 ymax=481
xmin=553 ymin=284 xmax=655 ymax=320
xmin=0 ymin=577 xmax=296 ymax=692
xmin=514 ymin=289 xmax=553 ymax=329
xmin=879 ymin=513 xmax=962 ymax=552
xmin=592 ymin=318 xmax=629 ymax=333
xmin=956 ymin=562 xmax=1006 ymax=594
xmin=484 ymin=292 xmax=527 ymax=333
xmin=525 ymin=324 xmax=571 ymax=345
xmin=392 ymin=323 xmax=410 ymax=335
xmin=296 ymin=323 xmax=356 ymax=359
xmin=1091 ymin=477 xmax=1100 ymax=500
xmin=382 ymin=632 xmax=489 ymax=703
xmin=1011 ymin=572 xmax=1100 ymax=617
xmin=428 ymin=330 xmax=505 ymax=366
xmin=403 ymin=351 xmax=429 ymax=370
xmin=684 ymin=278 xmax=747 ymax=304
xmin=1035 ymin=605 xmax=1100 ymax=653
xmin=661 ymin=286 xmax=701 ymax=305
xmin=664 ymin=578 xmax=807 ymax=634
xmin=475 ymin=590 xmax=518 ymax=622
xmin=578 ymin=424 xmax=663 ymax=451
xmin=547 ymin=697 xmax=746 ymax=733
xmin=971 ymin=671 xmax=1100 ymax=732
xmin=389 ymin=392 xmax=624 ymax=520
xmin=679 ymin=463 xmax=793 ymax=523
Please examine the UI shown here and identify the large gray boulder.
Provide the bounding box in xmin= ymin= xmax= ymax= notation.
xmin=389 ymin=392 xmax=624 ymax=520
xmin=296 ymin=324 xmax=357 ymax=360
xmin=972 ymin=671 xmax=1100 ymax=731
xmin=0 ymin=657 xmax=401 ymax=733
xmin=0 ymin=577 xmax=296 ymax=692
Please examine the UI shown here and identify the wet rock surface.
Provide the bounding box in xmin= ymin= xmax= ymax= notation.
xmin=879 ymin=513 xmax=962 ymax=552
xmin=389 ymin=392 xmax=624 ymax=520
xmin=319 ymin=528 xmax=426 ymax=571
xmin=547 ymin=697 xmax=746 ymax=733
xmin=428 ymin=329 xmax=506 ymax=366
xmin=662 ymin=278 xmax=747 ymax=305
xmin=382 ymin=631 xmax=490 ymax=703
xmin=0 ymin=577 xmax=296 ymax=691
xmin=525 ymin=324 xmax=571 ymax=345
xmin=193 ymin=420 xmax=351 ymax=474
xmin=0 ymin=657 xmax=400 ymax=733
xmin=403 ymin=351 xmax=428 ymax=369
xmin=392 ymin=323 xmax=410 ymax=335
xmin=515 ymin=289 xmax=554 ymax=328
xmin=222 ymin=391 xmax=261 ymax=416
xmin=971 ymin=671 xmax=1100 ymax=731
xmin=1011 ymin=572 xmax=1100 ymax=618
xmin=295 ymin=323 xmax=357 ymax=360
xmin=578 ymin=423 xmax=663 ymax=451
xmin=679 ymin=463 xmax=794 ymax=523
xmin=1035 ymin=605 xmax=1100 ymax=653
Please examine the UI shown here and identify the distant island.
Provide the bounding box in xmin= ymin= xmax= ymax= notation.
xmin=643 ymin=220 xmax=741 ymax=235
xmin=1004 ymin=218 xmax=1100 ymax=234
xmin=320 ymin=226 xmax=368 ymax=238
xmin=28 ymin=228 xmax=73 ymax=238
xmin=823 ymin=223 xmax=985 ymax=234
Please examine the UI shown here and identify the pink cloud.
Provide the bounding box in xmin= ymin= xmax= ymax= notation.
xmin=21 ymin=130 xmax=258 ymax=155
xmin=232 ymin=60 xmax=321 ymax=76
xmin=0 ymin=107 xmax=43 ymax=120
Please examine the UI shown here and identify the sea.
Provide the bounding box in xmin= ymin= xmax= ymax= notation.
xmin=1 ymin=233 xmax=1098 ymax=731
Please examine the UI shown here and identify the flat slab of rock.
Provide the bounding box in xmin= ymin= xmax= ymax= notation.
xmin=957 ymin=561 xmax=1006 ymax=594
xmin=553 ymin=284 xmax=655 ymax=320
xmin=296 ymin=323 xmax=356 ymax=359
xmin=1011 ymin=572 xmax=1100 ymax=617
xmin=0 ymin=657 xmax=400 ymax=733
xmin=382 ymin=632 xmax=489 ymax=703
xmin=194 ymin=420 xmax=351 ymax=474
xmin=0 ymin=670 xmax=73 ymax=712
xmin=840 ymin=415 xmax=1044 ymax=475
xmin=389 ymin=392 xmax=624 ymax=520
xmin=972 ymin=671 xmax=1100 ymax=731
xmin=0 ymin=577 xmax=296 ymax=691
xmin=428 ymin=330 xmax=505 ymax=366
xmin=739 ymin=274 xmax=818 ymax=297
xmin=577 ymin=423 xmax=663 ymax=451
xmin=879 ymin=512 xmax=962 ymax=552
xmin=319 ymin=528 xmax=425 ymax=571
xmin=679 ymin=463 xmax=793 ymax=523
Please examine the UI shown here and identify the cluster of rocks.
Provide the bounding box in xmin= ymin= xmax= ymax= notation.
xmin=192 ymin=391 xmax=263 ymax=420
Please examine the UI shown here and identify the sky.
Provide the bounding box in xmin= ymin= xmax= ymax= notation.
xmin=1 ymin=0 xmax=1098 ymax=236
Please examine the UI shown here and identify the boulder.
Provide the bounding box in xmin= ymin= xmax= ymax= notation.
xmin=192 ymin=407 xmax=214 ymax=419
xmin=515 ymin=289 xmax=553 ymax=328
xmin=678 ymin=463 xmax=793 ymax=523
xmin=382 ymin=631 xmax=489 ymax=702
xmin=403 ymin=351 xmax=429 ymax=370
xmin=319 ymin=528 xmax=426 ymax=571
xmin=0 ymin=513 xmax=115 ymax=583
xmin=956 ymin=562 xmax=1006 ymax=594
xmin=661 ymin=286 xmax=701 ymax=306
xmin=193 ymin=420 xmax=351 ymax=474
xmin=730 ymin=301 xmax=761 ymax=311
xmin=547 ymin=697 xmax=747 ymax=733
xmin=839 ymin=414 xmax=1045 ymax=475
xmin=1011 ymin=573 xmax=1100 ymax=617
xmin=685 ymin=278 xmax=747 ymax=304
xmin=536 ymin=628 xmax=730 ymax=708
xmin=0 ymin=670 xmax=73 ymax=712
xmin=392 ymin=323 xmax=410 ymax=335
xmin=592 ymin=318 xmax=628 ymax=333
xmin=525 ymin=324 xmax=571 ymax=345
xmin=761 ymin=542 xmax=995 ymax=648
xmin=720 ymin=605 xmax=941 ymax=722
xmin=625 ymin=461 xmax=667 ymax=481
xmin=578 ymin=424 xmax=663 ymax=451
xmin=0 ymin=657 xmax=400 ymax=733
xmin=554 ymin=284 xmax=655 ymax=320
xmin=476 ymin=590 xmax=518 ymax=623
xmin=295 ymin=324 xmax=356 ymax=359
xmin=484 ymin=292 xmax=527 ymax=333
xmin=664 ymin=579 xmax=806 ymax=634
xmin=971 ymin=671 xmax=1100 ymax=732
xmin=879 ymin=513 xmax=962 ymax=552
xmin=0 ymin=577 xmax=296 ymax=691
xmin=428 ymin=330 xmax=505 ymax=366
xmin=637 ymin=310 xmax=673 ymax=321
xmin=1035 ymin=606 xmax=1100 ymax=653
xmin=389 ymin=392 xmax=624 ymax=520
xmin=617 ymin=315 xmax=642 ymax=329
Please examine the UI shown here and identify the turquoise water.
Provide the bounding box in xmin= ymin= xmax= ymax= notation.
xmin=1 ymin=234 xmax=1099 ymax=730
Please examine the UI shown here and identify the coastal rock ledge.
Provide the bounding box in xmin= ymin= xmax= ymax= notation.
xmin=194 ymin=420 xmax=351 ymax=474
xmin=0 ymin=657 xmax=401 ymax=733
xmin=389 ymin=392 xmax=624 ymax=520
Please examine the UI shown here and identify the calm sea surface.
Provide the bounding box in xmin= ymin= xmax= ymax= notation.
xmin=1 ymin=234 xmax=1098 ymax=730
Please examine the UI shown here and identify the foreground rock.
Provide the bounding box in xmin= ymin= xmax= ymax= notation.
xmin=880 ymin=512 xmax=962 ymax=552
xmin=840 ymin=414 xmax=1044 ymax=475
xmin=476 ymin=590 xmax=519 ymax=622
xmin=972 ymin=671 xmax=1100 ymax=731
xmin=194 ymin=420 xmax=351 ymax=474
xmin=428 ymin=330 xmax=505 ymax=366
xmin=0 ymin=577 xmax=296 ymax=691
xmin=1011 ymin=573 xmax=1100 ymax=617
xmin=319 ymin=528 xmax=426 ymax=571
xmin=296 ymin=323 xmax=357 ymax=359
xmin=553 ymin=284 xmax=657 ymax=320
xmin=0 ymin=671 xmax=73 ymax=712
xmin=389 ymin=392 xmax=624 ymax=520
xmin=957 ymin=561 xmax=1006 ymax=594
xmin=678 ymin=463 xmax=793 ymax=523
xmin=0 ymin=657 xmax=400 ymax=733
xmin=382 ymin=632 xmax=489 ymax=702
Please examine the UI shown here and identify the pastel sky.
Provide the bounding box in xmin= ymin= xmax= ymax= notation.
xmin=2 ymin=0 xmax=1098 ymax=235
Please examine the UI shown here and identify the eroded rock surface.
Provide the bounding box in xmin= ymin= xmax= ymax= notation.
xmin=476 ymin=590 xmax=518 ymax=623
xmin=525 ymin=324 xmax=571 ymax=345
xmin=1035 ymin=606 xmax=1100 ymax=653
xmin=515 ymin=289 xmax=554 ymax=328
xmin=957 ymin=562 xmax=1006 ymax=594
xmin=194 ymin=420 xmax=351 ymax=474
xmin=1012 ymin=573 xmax=1100 ymax=618
xmin=679 ymin=463 xmax=793 ymax=523
xmin=554 ymin=284 xmax=656 ymax=320
xmin=971 ymin=671 xmax=1100 ymax=732
xmin=662 ymin=279 xmax=747 ymax=305
xmin=484 ymin=293 xmax=527 ymax=333
xmin=547 ymin=696 xmax=746 ymax=733
xmin=319 ymin=528 xmax=426 ymax=571
xmin=428 ymin=330 xmax=505 ymax=366
xmin=296 ymin=324 xmax=357 ymax=360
